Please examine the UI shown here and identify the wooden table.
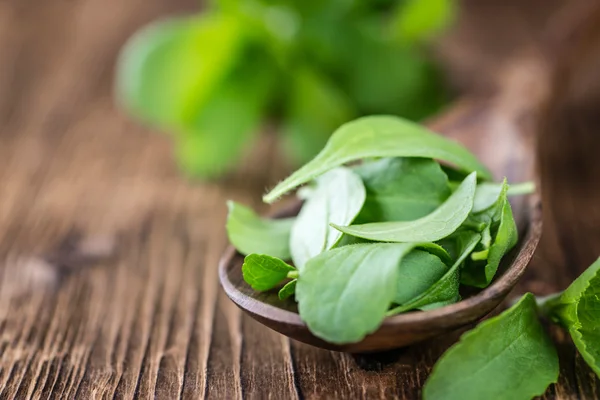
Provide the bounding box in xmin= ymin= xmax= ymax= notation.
xmin=0 ymin=0 xmax=598 ymax=398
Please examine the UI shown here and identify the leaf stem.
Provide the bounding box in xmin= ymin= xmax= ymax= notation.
xmin=508 ymin=181 xmax=536 ymax=196
xmin=287 ymin=270 xmax=299 ymax=279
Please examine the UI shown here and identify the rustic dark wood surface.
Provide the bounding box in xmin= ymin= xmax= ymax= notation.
xmin=0 ymin=0 xmax=598 ymax=399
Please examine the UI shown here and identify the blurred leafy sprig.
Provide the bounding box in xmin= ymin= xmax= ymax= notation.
xmin=116 ymin=0 xmax=454 ymax=178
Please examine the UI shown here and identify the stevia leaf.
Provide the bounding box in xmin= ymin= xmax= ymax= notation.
xmin=263 ymin=115 xmax=492 ymax=203
xmin=392 ymin=0 xmax=455 ymax=44
xmin=174 ymin=56 xmax=274 ymax=177
xmin=388 ymin=232 xmax=480 ymax=314
xmin=473 ymin=181 xmax=535 ymax=213
xmin=290 ymin=167 xmax=366 ymax=270
xmin=423 ymin=293 xmax=559 ymax=400
xmin=278 ymin=279 xmax=297 ymax=300
xmin=353 ymin=157 xmax=450 ymax=223
xmin=461 ymin=181 xmax=518 ymax=288
xmin=332 ymin=172 xmax=476 ymax=243
xmin=281 ymin=67 xmax=354 ymax=165
xmin=540 ymin=258 xmax=600 ymax=377
xmin=226 ymin=201 xmax=294 ymax=259
xmin=242 ymin=254 xmax=296 ymax=292
xmin=116 ymin=14 xmax=243 ymax=130
xmin=394 ymin=250 xmax=448 ymax=305
xmin=296 ymin=243 xmax=415 ymax=344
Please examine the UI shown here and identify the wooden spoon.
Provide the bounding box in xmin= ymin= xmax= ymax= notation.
xmin=219 ymin=59 xmax=546 ymax=353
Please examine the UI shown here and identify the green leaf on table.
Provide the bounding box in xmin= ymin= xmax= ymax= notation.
xmin=332 ymin=172 xmax=476 ymax=243
xmin=392 ymin=0 xmax=455 ymax=44
xmin=290 ymin=167 xmax=366 ymax=269
xmin=173 ymin=52 xmax=275 ymax=178
xmin=461 ymin=180 xmax=518 ymax=288
xmin=278 ymin=279 xmax=297 ymax=300
xmin=353 ymin=157 xmax=450 ymax=223
xmin=242 ymin=254 xmax=296 ymax=292
xmin=540 ymin=258 xmax=600 ymax=377
xmin=281 ymin=67 xmax=355 ymax=165
xmin=226 ymin=201 xmax=294 ymax=259
xmin=394 ymin=250 xmax=449 ymax=305
xmin=116 ymin=14 xmax=243 ymax=130
xmin=423 ymin=293 xmax=559 ymax=400
xmin=296 ymin=243 xmax=415 ymax=344
xmin=263 ymin=116 xmax=491 ymax=203
xmin=388 ymin=232 xmax=480 ymax=314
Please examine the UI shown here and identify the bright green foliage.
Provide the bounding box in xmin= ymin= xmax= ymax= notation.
xmin=117 ymin=1 xmax=454 ymax=179
xmin=393 ymin=0 xmax=455 ymax=43
xmin=424 ymin=293 xmax=559 ymax=400
xmin=354 ymin=157 xmax=450 ymax=223
xmin=278 ymin=279 xmax=297 ymax=300
xmin=461 ymin=180 xmax=518 ymax=288
xmin=541 ymin=258 xmax=600 ymax=377
xmin=226 ymin=201 xmax=294 ymax=259
xmin=394 ymin=250 xmax=448 ymax=305
xmin=388 ymin=232 xmax=480 ymax=314
xmin=263 ymin=117 xmax=491 ymax=202
xmin=242 ymin=254 xmax=296 ymax=291
xmin=289 ymin=167 xmax=365 ymax=269
xmin=296 ymin=243 xmax=415 ymax=344
xmin=332 ymin=172 xmax=476 ymax=243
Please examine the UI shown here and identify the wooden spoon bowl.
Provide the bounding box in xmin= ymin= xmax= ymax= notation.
xmin=219 ymin=90 xmax=542 ymax=353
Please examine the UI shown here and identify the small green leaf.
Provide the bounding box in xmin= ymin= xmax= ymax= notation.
xmin=296 ymin=243 xmax=415 ymax=344
xmin=473 ymin=181 xmax=535 ymax=213
xmin=116 ymin=14 xmax=243 ymax=130
xmin=173 ymin=51 xmax=275 ymax=178
xmin=332 ymin=172 xmax=476 ymax=243
xmin=242 ymin=254 xmax=296 ymax=292
xmin=353 ymin=157 xmax=451 ymax=223
xmin=423 ymin=293 xmax=559 ymax=400
xmin=392 ymin=0 xmax=455 ymax=44
xmin=263 ymin=115 xmax=492 ymax=203
xmin=540 ymin=258 xmax=600 ymax=377
xmin=290 ymin=167 xmax=366 ymax=269
xmin=461 ymin=181 xmax=518 ymax=288
xmin=226 ymin=201 xmax=294 ymax=259
xmin=281 ymin=67 xmax=355 ymax=165
xmin=278 ymin=279 xmax=297 ymax=300
xmin=388 ymin=232 xmax=480 ymax=314
xmin=394 ymin=250 xmax=448 ymax=305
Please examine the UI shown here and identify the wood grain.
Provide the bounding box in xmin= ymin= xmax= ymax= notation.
xmin=0 ymin=0 xmax=598 ymax=399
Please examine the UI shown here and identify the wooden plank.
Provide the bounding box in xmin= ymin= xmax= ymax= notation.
xmin=0 ymin=0 xmax=598 ymax=398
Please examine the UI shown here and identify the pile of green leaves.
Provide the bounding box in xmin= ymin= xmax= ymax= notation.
xmin=423 ymin=258 xmax=600 ymax=400
xmin=116 ymin=0 xmax=454 ymax=178
xmin=226 ymin=115 xmax=534 ymax=344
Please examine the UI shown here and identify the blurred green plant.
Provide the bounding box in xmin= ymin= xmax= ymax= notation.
xmin=116 ymin=0 xmax=454 ymax=178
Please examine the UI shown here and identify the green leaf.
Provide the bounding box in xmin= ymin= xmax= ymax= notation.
xmin=263 ymin=116 xmax=491 ymax=203
xmin=394 ymin=250 xmax=448 ymax=305
xmin=242 ymin=254 xmax=296 ymax=291
xmin=388 ymin=232 xmax=480 ymax=314
xmin=343 ymin=21 xmax=447 ymax=118
xmin=353 ymin=157 xmax=451 ymax=223
xmin=296 ymin=243 xmax=415 ymax=344
xmin=461 ymin=181 xmax=518 ymax=288
xmin=290 ymin=167 xmax=366 ymax=269
xmin=281 ymin=67 xmax=355 ymax=165
xmin=540 ymin=258 xmax=600 ymax=377
xmin=473 ymin=181 xmax=535 ymax=213
xmin=174 ymin=56 xmax=274 ymax=177
xmin=332 ymin=172 xmax=476 ymax=243
xmin=116 ymin=14 xmax=243 ymax=130
xmin=278 ymin=279 xmax=297 ymax=300
xmin=423 ymin=293 xmax=559 ymax=400
xmin=392 ymin=0 xmax=455 ymax=44
xmin=226 ymin=201 xmax=294 ymax=259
